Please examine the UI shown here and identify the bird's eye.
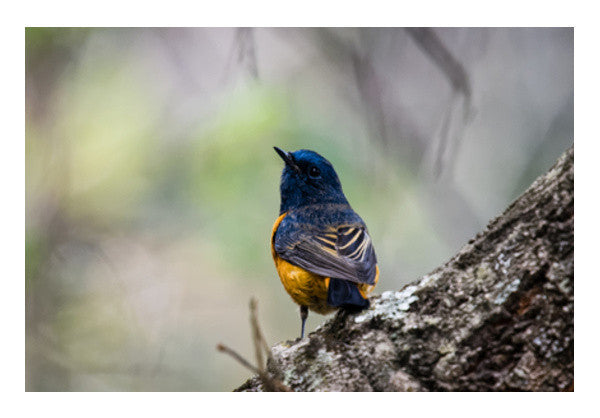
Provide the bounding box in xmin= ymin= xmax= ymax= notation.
xmin=308 ymin=166 xmax=321 ymax=179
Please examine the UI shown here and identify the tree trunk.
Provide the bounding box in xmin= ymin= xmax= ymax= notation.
xmin=237 ymin=146 xmax=574 ymax=392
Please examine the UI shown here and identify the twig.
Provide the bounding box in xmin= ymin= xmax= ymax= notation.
xmin=249 ymin=297 xmax=272 ymax=367
xmin=216 ymin=343 xmax=292 ymax=392
xmin=217 ymin=298 xmax=293 ymax=392
xmin=249 ymin=298 xmax=264 ymax=370
xmin=216 ymin=343 xmax=261 ymax=374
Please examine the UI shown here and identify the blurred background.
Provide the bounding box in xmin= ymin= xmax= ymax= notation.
xmin=25 ymin=27 xmax=573 ymax=391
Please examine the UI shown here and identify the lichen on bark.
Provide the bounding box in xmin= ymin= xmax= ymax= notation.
xmin=237 ymin=146 xmax=574 ymax=392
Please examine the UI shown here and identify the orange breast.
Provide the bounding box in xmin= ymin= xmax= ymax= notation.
xmin=271 ymin=213 xmax=334 ymax=314
xmin=270 ymin=213 xmax=378 ymax=314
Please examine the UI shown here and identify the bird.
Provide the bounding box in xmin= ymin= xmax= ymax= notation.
xmin=271 ymin=147 xmax=379 ymax=339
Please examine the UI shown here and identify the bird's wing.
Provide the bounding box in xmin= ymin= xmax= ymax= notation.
xmin=274 ymin=219 xmax=378 ymax=285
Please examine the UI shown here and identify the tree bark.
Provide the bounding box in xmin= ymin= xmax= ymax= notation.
xmin=237 ymin=146 xmax=574 ymax=392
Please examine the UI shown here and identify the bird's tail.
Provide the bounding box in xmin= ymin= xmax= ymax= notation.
xmin=327 ymin=278 xmax=370 ymax=311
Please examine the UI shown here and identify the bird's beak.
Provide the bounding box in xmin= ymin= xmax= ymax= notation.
xmin=274 ymin=147 xmax=300 ymax=172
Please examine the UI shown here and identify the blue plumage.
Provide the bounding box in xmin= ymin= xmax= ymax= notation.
xmin=327 ymin=278 xmax=370 ymax=310
xmin=277 ymin=149 xmax=349 ymax=214
xmin=272 ymin=147 xmax=379 ymax=337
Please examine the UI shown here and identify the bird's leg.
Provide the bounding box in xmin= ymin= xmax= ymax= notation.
xmin=300 ymin=305 xmax=308 ymax=338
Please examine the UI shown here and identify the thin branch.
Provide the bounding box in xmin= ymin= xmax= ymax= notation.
xmin=217 ymin=298 xmax=293 ymax=392
xmin=216 ymin=343 xmax=261 ymax=374
xmin=249 ymin=297 xmax=271 ymax=370
xmin=249 ymin=298 xmax=265 ymax=370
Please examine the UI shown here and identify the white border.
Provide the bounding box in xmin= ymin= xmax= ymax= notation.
xmin=4 ymin=1 xmax=595 ymax=416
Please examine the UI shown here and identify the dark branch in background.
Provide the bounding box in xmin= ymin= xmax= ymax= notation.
xmin=353 ymin=28 xmax=392 ymax=150
xmin=298 ymin=28 xmax=473 ymax=177
xmin=406 ymin=27 xmax=474 ymax=178
xmin=351 ymin=47 xmax=390 ymax=150
xmin=306 ymin=28 xmax=392 ymax=151
xmin=236 ymin=28 xmax=259 ymax=81
xmin=157 ymin=28 xmax=204 ymax=92
xmin=405 ymin=28 xmax=471 ymax=99
xmin=217 ymin=298 xmax=292 ymax=392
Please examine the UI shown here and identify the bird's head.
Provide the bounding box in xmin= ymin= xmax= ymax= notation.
xmin=274 ymin=147 xmax=348 ymax=213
